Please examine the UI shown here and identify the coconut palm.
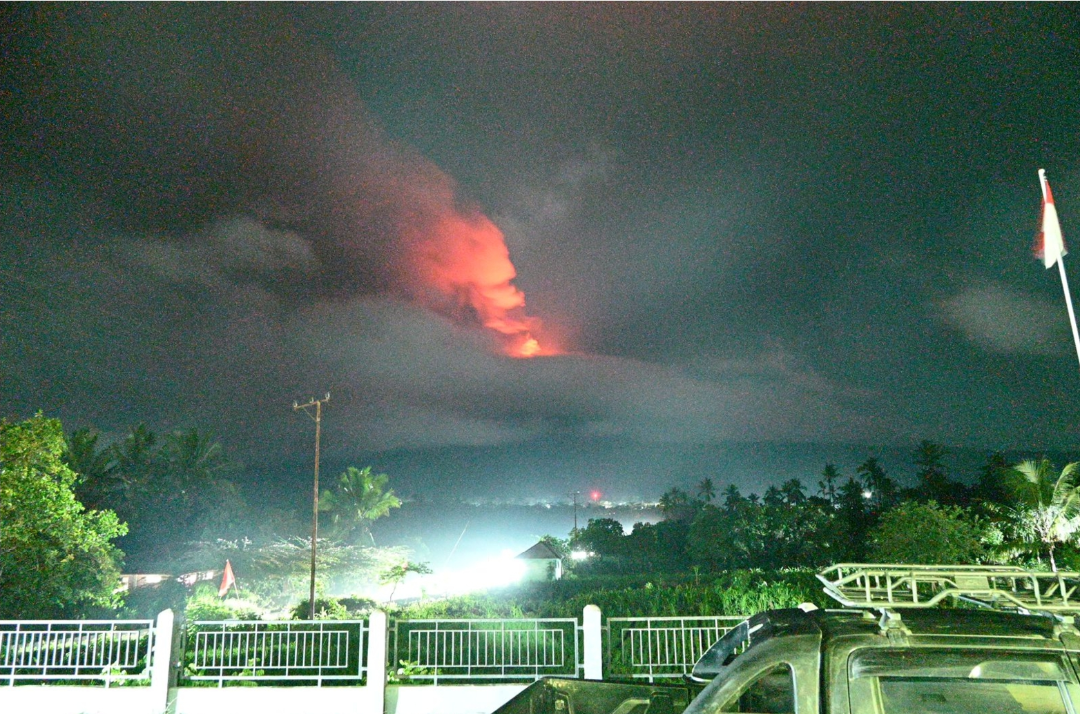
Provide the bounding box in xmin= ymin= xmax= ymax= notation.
xmin=1003 ymin=459 xmax=1080 ymax=571
xmin=818 ymin=464 xmax=841 ymax=504
xmin=65 ymin=427 xmax=118 ymax=511
xmin=320 ymin=466 xmax=402 ymax=545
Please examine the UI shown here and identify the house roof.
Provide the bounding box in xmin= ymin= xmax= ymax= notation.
xmin=516 ymin=541 xmax=561 ymax=560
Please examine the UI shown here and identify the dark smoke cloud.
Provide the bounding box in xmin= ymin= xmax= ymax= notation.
xmin=3 ymin=4 xmax=536 ymax=346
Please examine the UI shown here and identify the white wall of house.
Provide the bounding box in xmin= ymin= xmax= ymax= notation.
xmin=0 ymin=683 xmax=528 ymax=714
xmin=387 ymin=684 xmax=527 ymax=714
xmin=0 ymin=686 xmax=159 ymax=714
xmin=175 ymin=686 xmax=376 ymax=714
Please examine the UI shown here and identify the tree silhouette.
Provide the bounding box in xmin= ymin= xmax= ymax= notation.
xmin=818 ymin=464 xmax=841 ymax=504
xmin=320 ymin=466 xmax=402 ymax=546
xmin=697 ymin=478 xmax=716 ymax=503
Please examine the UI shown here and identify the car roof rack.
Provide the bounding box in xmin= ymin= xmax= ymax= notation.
xmin=818 ymin=563 xmax=1080 ymax=615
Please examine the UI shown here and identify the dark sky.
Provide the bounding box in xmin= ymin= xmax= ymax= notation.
xmin=4 ymin=4 xmax=1080 ymax=499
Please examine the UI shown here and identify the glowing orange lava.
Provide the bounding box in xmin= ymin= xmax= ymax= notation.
xmin=401 ymin=208 xmax=560 ymax=358
xmin=516 ymin=335 xmax=541 ymax=358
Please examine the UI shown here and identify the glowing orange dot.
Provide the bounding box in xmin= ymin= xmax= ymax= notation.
xmin=518 ymin=337 xmax=541 ymax=358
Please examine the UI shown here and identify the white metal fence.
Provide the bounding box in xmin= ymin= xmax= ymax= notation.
xmin=606 ymin=616 xmax=747 ymax=681
xmin=391 ymin=618 xmax=580 ymax=684
xmin=0 ymin=619 xmax=155 ymax=686
xmin=0 ymin=611 xmax=746 ymax=691
xmin=186 ymin=620 xmax=366 ymax=686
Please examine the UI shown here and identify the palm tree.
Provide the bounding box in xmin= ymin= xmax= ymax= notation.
xmin=161 ymin=428 xmax=234 ymax=536
xmin=915 ymin=440 xmax=953 ymax=503
xmin=320 ymin=466 xmax=402 ymax=545
xmin=818 ymin=464 xmax=841 ymax=504
xmin=65 ymin=428 xmax=118 ymax=511
xmin=857 ymin=458 xmax=898 ymax=512
xmin=779 ymin=478 xmax=807 ymax=506
xmin=1003 ymin=459 xmax=1080 ymax=571
xmin=697 ymin=478 xmax=716 ymax=504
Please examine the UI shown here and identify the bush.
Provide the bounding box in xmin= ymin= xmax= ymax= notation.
xmin=184 ymin=583 xmax=264 ymax=621
xmin=291 ymin=597 xmax=350 ymax=620
xmin=396 ymin=569 xmax=825 ymax=620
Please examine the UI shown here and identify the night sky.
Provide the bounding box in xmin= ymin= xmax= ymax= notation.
xmin=4 ymin=4 xmax=1080 ymax=501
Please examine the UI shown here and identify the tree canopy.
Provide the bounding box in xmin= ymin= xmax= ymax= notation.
xmin=319 ymin=466 xmax=402 ymax=545
xmin=868 ymin=501 xmax=985 ymax=565
xmin=1 ymin=415 xmax=127 ymax=618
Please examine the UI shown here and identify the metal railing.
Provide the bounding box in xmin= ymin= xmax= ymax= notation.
xmin=186 ymin=620 xmax=366 ymax=686
xmin=391 ymin=618 xmax=580 ymax=683
xmin=0 ymin=619 xmax=155 ymax=686
xmin=606 ymin=616 xmax=747 ymax=682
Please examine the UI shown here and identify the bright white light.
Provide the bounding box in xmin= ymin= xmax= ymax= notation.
xmin=570 ymin=550 xmax=591 ymax=561
xmin=143 ymin=574 xmax=163 ymax=584
xmin=428 ymin=554 xmax=527 ymax=597
xmin=862 ymin=490 xmax=873 ymax=500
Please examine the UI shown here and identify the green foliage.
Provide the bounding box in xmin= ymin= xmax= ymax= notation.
xmin=380 ymin=559 xmax=433 ymax=603
xmin=184 ymin=582 xmax=263 ymax=621
xmin=319 ymin=466 xmax=402 ymax=546
xmin=1 ymin=415 xmax=128 ymax=618
xmin=1001 ymin=459 xmax=1080 ymax=571
xmin=65 ymin=424 xmax=246 ymax=568
xmin=290 ymin=596 xmax=351 ymax=620
xmin=868 ymin=501 xmax=986 ymax=565
xmin=688 ymin=496 xmax=838 ymax=571
xmin=389 ymin=660 xmax=431 ymax=683
xmin=175 ymin=537 xmax=409 ymax=609
xmin=121 ymin=579 xmax=189 ymax=619
xmin=397 ymin=570 xmax=825 ymax=620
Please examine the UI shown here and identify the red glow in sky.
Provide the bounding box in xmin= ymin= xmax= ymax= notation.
xmin=402 ymin=209 xmax=559 ymax=358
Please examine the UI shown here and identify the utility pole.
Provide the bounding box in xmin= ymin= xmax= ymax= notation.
xmin=570 ymin=490 xmax=581 ymax=533
xmin=294 ymin=393 xmax=329 ymax=620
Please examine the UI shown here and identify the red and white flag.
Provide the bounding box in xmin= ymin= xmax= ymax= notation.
xmin=219 ymin=559 xmax=236 ymax=597
xmin=1037 ymin=169 xmax=1067 ymax=269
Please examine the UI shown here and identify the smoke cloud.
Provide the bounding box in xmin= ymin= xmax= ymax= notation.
xmin=4 ymin=4 xmax=544 ymax=355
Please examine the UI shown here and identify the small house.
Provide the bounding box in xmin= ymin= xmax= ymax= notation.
xmin=516 ymin=541 xmax=563 ymax=582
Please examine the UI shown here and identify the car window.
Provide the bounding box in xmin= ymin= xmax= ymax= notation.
xmin=876 ymin=678 xmax=1068 ymax=714
xmin=848 ymin=649 xmax=1075 ymax=714
xmin=719 ymin=663 xmax=795 ymax=713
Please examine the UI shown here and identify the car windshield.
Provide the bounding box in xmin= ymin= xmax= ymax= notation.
xmin=849 ymin=649 xmax=1076 ymax=714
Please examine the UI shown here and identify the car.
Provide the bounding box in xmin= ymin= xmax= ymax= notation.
xmin=495 ymin=564 xmax=1080 ymax=714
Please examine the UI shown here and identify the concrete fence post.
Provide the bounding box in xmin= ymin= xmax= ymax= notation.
xmin=583 ymin=604 xmax=602 ymax=680
xmin=366 ymin=609 xmax=389 ymax=713
xmin=150 ymin=609 xmax=177 ymax=714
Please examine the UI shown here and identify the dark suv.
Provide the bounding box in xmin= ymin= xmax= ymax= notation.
xmin=496 ymin=564 xmax=1080 ymax=714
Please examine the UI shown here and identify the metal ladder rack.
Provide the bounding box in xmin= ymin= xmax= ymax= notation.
xmin=817 ymin=564 xmax=1080 ymax=614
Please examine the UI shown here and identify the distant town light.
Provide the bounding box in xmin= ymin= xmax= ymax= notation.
xmin=862 ymin=490 xmax=873 ymax=500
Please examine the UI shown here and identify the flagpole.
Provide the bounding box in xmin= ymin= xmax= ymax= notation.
xmin=1056 ymin=258 xmax=1080 ymax=371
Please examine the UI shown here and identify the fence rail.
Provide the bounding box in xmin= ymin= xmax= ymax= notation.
xmin=186 ymin=620 xmax=366 ymax=686
xmin=1 ymin=611 xmax=750 ymax=690
xmin=0 ymin=619 xmax=155 ymax=686
xmin=607 ymin=616 xmax=747 ymax=681
xmin=391 ymin=618 xmax=580 ymax=683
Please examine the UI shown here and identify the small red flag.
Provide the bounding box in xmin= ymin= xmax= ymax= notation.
xmin=218 ymin=559 xmax=236 ymax=597
xmin=1037 ymin=169 xmax=1067 ymax=269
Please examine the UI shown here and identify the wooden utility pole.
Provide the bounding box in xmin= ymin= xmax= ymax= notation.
xmin=294 ymin=393 xmax=330 ymax=620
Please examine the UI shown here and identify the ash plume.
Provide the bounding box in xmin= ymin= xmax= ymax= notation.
xmin=3 ymin=4 xmax=543 ymax=355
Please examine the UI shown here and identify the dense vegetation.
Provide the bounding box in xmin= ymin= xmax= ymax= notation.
xmin=6 ymin=411 xmax=1080 ymax=620
xmin=563 ymin=444 xmax=1080 ymax=578
xmin=0 ymin=415 xmax=127 ymax=618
